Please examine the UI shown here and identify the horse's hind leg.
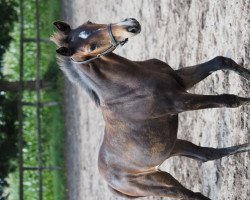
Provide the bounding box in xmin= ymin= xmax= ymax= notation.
xmin=170 ymin=139 xmax=250 ymax=162
xmin=176 ymin=56 xmax=250 ymax=90
xmin=115 ymin=171 xmax=210 ymax=200
xmin=108 ymin=186 xmax=141 ymax=199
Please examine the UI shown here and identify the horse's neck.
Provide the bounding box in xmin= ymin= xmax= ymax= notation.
xmin=84 ymin=53 xmax=138 ymax=104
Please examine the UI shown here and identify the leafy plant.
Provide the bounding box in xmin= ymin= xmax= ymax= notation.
xmin=0 ymin=0 xmax=18 ymax=60
xmin=1 ymin=0 xmax=65 ymax=199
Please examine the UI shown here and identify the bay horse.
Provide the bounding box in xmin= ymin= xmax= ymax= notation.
xmin=51 ymin=18 xmax=250 ymax=200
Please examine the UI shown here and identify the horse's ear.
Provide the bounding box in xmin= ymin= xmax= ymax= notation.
xmin=56 ymin=47 xmax=73 ymax=56
xmin=53 ymin=21 xmax=71 ymax=35
xmin=86 ymin=20 xmax=93 ymax=24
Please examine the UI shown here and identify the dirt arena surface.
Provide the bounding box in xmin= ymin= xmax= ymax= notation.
xmin=61 ymin=0 xmax=250 ymax=199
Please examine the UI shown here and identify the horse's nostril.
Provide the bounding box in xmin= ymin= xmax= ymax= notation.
xmin=130 ymin=18 xmax=136 ymax=21
xmin=127 ymin=27 xmax=138 ymax=33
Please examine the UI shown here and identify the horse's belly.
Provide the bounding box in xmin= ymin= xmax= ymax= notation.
xmin=128 ymin=119 xmax=178 ymax=165
xmin=101 ymin=115 xmax=178 ymax=171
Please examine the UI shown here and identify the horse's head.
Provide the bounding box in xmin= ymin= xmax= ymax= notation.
xmin=51 ymin=18 xmax=141 ymax=60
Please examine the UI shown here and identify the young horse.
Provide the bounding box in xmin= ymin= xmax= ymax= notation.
xmin=51 ymin=18 xmax=250 ymax=200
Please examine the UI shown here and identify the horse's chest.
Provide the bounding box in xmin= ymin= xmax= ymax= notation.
xmin=112 ymin=93 xmax=177 ymax=121
xmin=135 ymin=76 xmax=181 ymax=113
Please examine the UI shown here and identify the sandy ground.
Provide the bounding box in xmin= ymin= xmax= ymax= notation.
xmin=61 ymin=0 xmax=250 ymax=199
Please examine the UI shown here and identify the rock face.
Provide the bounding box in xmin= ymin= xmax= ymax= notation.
xmin=62 ymin=0 xmax=250 ymax=199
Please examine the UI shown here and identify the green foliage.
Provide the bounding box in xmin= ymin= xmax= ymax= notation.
xmin=1 ymin=0 xmax=65 ymax=199
xmin=0 ymin=92 xmax=19 ymax=189
xmin=0 ymin=0 xmax=18 ymax=60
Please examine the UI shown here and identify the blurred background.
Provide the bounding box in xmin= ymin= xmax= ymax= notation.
xmin=0 ymin=0 xmax=249 ymax=200
xmin=0 ymin=0 xmax=63 ymax=200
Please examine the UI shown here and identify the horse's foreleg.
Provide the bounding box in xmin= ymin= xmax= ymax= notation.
xmin=115 ymin=171 xmax=210 ymax=200
xmin=175 ymin=93 xmax=250 ymax=112
xmin=175 ymin=56 xmax=250 ymax=90
xmin=170 ymin=139 xmax=250 ymax=162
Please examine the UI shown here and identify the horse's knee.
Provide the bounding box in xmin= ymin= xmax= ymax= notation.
xmin=213 ymin=56 xmax=237 ymax=70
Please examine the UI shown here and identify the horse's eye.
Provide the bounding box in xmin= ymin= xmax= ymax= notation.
xmin=90 ymin=44 xmax=97 ymax=51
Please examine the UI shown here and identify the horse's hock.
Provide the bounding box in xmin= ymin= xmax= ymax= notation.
xmin=62 ymin=0 xmax=250 ymax=200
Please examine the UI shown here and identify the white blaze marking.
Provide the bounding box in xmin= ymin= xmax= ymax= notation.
xmin=78 ymin=31 xmax=90 ymax=39
xmin=97 ymin=28 xmax=106 ymax=31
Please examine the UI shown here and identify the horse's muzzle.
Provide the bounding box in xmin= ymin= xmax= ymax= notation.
xmin=123 ymin=18 xmax=141 ymax=34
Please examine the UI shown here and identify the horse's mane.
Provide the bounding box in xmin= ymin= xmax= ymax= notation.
xmin=50 ymin=33 xmax=101 ymax=107
xmin=50 ymin=32 xmax=69 ymax=47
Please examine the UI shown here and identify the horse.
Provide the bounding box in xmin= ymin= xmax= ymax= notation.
xmin=51 ymin=18 xmax=250 ymax=200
